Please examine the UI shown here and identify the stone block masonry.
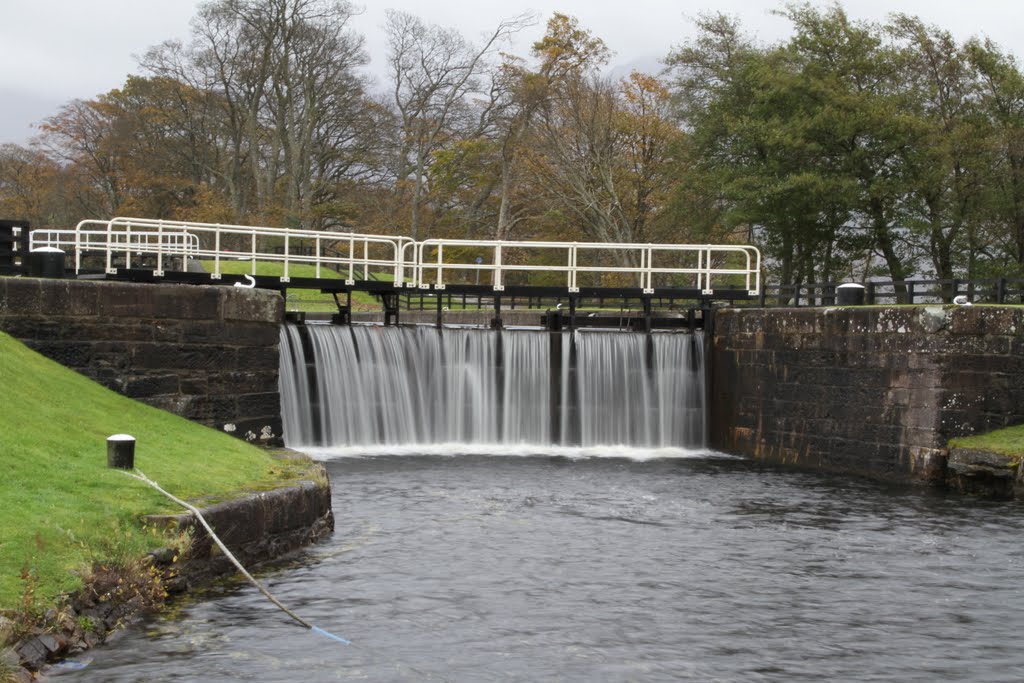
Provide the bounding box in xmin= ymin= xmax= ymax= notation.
xmin=0 ymin=277 xmax=284 ymax=443
xmin=710 ymin=306 xmax=1024 ymax=484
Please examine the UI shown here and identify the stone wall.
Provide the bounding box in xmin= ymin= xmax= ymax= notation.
xmin=148 ymin=476 xmax=335 ymax=586
xmin=710 ymin=306 xmax=1024 ymax=484
xmin=0 ymin=277 xmax=284 ymax=442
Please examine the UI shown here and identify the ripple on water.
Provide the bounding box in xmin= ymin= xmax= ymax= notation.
xmin=65 ymin=454 xmax=1024 ymax=683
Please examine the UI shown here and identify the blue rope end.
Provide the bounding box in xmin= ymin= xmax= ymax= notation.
xmin=311 ymin=625 xmax=352 ymax=645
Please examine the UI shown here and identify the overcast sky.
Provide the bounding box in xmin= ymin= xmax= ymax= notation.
xmin=3 ymin=0 xmax=1024 ymax=144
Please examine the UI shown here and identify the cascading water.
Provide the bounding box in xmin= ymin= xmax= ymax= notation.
xmin=279 ymin=325 xmax=705 ymax=452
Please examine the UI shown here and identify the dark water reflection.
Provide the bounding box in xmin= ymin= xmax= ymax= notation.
xmin=61 ymin=455 xmax=1024 ymax=682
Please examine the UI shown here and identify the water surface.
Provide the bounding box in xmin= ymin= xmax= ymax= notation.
xmin=66 ymin=453 xmax=1024 ymax=682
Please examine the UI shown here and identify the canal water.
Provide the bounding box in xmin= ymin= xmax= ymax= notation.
xmin=65 ymin=450 xmax=1024 ymax=682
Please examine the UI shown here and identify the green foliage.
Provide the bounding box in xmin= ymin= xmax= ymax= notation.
xmin=0 ymin=332 xmax=307 ymax=610
xmin=665 ymin=5 xmax=1024 ymax=288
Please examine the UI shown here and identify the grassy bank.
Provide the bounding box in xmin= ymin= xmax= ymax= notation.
xmin=0 ymin=331 xmax=309 ymax=612
xmin=950 ymin=424 xmax=1024 ymax=459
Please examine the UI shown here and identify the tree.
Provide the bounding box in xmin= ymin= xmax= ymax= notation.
xmin=665 ymin=12 xmax=854 ymax=287
xmin=888 ymin=15 xmax=994 ymax=292
xmin=528 ymin=72 xmax=683 ymax=254
xmin=100 ymin=76 xmax=225 ymax=217
xmin=0 ymin=144 xmax=73 ymax=228
xmin=969 ymin=38 xmax=1024 ymax=276
xmin=666 ymin=4 xmax=1024 ymax=292
xmin=490 ymin=13 xmax=611 ymax=239
xmin=144 ymin=0 xmax=373 ymax=226
xmin=666 ymin=7 xmax=936 ymax=291
xmin=38 ymin=99 xmax=125 ymax=217
xmin=385 ymin=10 xmax=530 ymax=238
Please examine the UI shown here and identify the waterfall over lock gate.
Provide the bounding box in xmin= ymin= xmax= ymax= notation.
xmin=279 ymin=325 xmax=705 ymax=451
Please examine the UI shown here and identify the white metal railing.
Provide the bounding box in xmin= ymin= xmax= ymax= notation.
xmin=54 ymin=217 xmax=761 ymax=295
xmin=69 ymin=217 xmax=414 ymax=285
xmin=33 ymin=223 xmax=200 ymax=272
xmin=415 ymin=239 xmax=761 ymax=295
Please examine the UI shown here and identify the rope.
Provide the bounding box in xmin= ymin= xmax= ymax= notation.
xmin=122 ymin=468 xmax=351 ymax=645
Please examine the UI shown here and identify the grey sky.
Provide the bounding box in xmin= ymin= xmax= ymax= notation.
xmin=3 ymin=0 xmax=1024 ymax=144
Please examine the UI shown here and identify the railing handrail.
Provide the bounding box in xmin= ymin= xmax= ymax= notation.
xmin=415 ymin=238 xmax=760 ymax=295
xmin=50 ymin=217 xmax=762 ymax=295
xmin=72 ymin=218 xmax=413 ymax=284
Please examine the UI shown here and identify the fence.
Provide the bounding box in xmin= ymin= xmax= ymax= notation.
xmin=36 ymin=217 xmax=762 ymax=296
xmin=754 ymin=278 xmax=1024 ymax=307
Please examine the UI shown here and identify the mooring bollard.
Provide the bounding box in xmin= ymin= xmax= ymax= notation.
xmin=28 ymin=247 xmax=66 ymax=279
xmin=836 ymin=283 xmax=866 ymax=306
xmin=107 ymin=434 xmax=136 ymax=469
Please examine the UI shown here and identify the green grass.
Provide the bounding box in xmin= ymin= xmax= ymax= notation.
xmin=950 ymin=424 xmax=1024 ymax=459
xmin=202 ymin=259 xmax=346 ymax=280
xmin=198 ymin=260 xmax=388 ymax=311
xmin=0 ymin=332 xmax=312 ymax=611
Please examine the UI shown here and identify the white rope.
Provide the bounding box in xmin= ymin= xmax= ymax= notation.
xmin=122 ymin=468 xmax=350 ymax=644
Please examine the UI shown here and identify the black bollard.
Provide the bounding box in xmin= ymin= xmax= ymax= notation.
xmin=836 ymin=283 xmax=866 ymax=306
xmin=28 ymin=247 xmax=65 ymax=279
xmin=107 ymin=434 xmax=136 ymax=469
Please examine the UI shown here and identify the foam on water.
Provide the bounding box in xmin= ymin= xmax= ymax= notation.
xmin=302 ymin=442 xmax=733 ymax=461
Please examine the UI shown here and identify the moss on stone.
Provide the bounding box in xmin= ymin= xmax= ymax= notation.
xmin=950 ymin=424 xmax=1024 ymax=461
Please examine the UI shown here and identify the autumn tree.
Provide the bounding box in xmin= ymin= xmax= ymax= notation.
xmin=143 ymin=0 xmax=373 ymax=227
xmin=38 ymin=99 xmax=126 ymax=217
xmin=0 ymin=144 xmax=74 ymax=228
xmin=384 ymin=10 xmax=531 ymax=239
xmin=528 ymin=71 xmax=683 ymax=250
xmin=490 ymin=13 xmax=611 ymax=239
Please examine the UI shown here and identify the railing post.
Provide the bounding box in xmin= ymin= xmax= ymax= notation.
xmin=315 ymin=236 xmax=321 ymax=279
xmin=997 ymin=277 xmax=1007 ymax=304
xmin=125 ymin=222 xmax=132 ymax=270
xmin=282 ymin=230 xmax=290 ymax=282
xmin=570 ymin=243 xmax=578 ymax=292
xmin=435 ymin=242 xmax=444 ymax=288
xmin=642 ymin=246 xmax=654 ymax=293
xmin=155 ymin=220 xmax=164 ymax=276
xmin=494 ymin=244 xmax=503 ymax=291
xmin=347 ymin=237 xmax=355 ymax=284
xmin=74 ymin=222 xmax=81 ymax=274
xmin=212 ymin=225 xmax=222 ymax=279
xmin=696 ymin=249 xmax=704 ymax=292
